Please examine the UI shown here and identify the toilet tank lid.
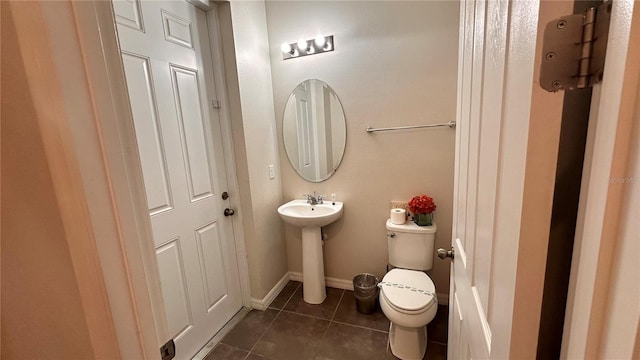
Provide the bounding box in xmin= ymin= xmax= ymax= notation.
xmin=386 ymin=219 xmax=437 ymax=233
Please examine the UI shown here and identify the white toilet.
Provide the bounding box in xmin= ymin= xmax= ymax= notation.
xmin=379 ymin=219 xmax=438 ymax=360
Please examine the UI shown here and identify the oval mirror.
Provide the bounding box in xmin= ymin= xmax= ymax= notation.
xmin=283 ymin=79 xmax=347 ymax=182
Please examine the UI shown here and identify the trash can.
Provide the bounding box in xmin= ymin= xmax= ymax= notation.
xmin=353 ymin=273 xmax=379 ymax=314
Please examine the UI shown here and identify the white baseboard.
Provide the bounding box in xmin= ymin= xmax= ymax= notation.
xmin=288 ymin=271 xmax=449 ymax=306
xmin=250 ymin=272 xmax=290 ymax=311
xmin=288 ymin=271 xmax=354 ymax=291
xmin=255 ymin=272 xmax=448 ymax=308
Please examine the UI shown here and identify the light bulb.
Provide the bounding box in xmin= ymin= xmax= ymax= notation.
xmin=324 ymin=40 xmax=332 ymax=51
xmin=280 ymin=42 xmax=292 ymax=54
xmin=297 ymin=39 xmax=308 ymax=51
xmin=307 ymin=46 xmax=315 ymax=55
xmin=314 ymin=35 xmax=326 ymax=47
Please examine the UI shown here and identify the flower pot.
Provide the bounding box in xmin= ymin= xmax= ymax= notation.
xmin=413 ymin=213 xmax=433 ymax=226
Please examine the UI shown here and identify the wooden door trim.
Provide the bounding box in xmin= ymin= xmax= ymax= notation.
xmin=73 ymin=0 xmax=172 ymax=352
xmin=204 ymin=4 xmax=253 ymax=308
xmin=8 ymin=0 xmax=160 ymax=358
xmin=9 ymin=0 xmax=252 ymax=357
xmin=562 ymin=1 xmax=640 ymax=358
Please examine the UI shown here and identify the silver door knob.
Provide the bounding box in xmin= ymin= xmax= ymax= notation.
xmin=224 ymin=208 xmax=235 ymax=216
xmin=437 ymin=247 xmax=454 ymax=260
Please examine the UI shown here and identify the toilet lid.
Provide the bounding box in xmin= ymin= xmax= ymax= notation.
xmin=380 ymin=268 xmax=436 ymax=313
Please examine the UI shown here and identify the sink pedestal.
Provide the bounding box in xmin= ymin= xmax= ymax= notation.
xmin=277 ymin=199 xmax=343 ymax=304
xmin=302 ymin=227 xmax=326 ymax=304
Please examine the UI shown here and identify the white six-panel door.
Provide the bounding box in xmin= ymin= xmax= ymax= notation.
xmin=113 ymin=1 xmax=242 ymax=358
xmin=450 ymin=0 xmax=533 ymax=358
xmin=450 ymin=1 xmax=502 ymax=358
xmin=451 ymin=1 xmax=639 ymax=358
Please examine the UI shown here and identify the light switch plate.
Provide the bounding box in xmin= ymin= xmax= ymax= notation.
xmin=268 ymin=165 xmax=276 ymax=179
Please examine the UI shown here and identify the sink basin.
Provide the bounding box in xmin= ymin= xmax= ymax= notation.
xmin=277 ymin=199 xmax=344 ymax=304
xmin=277 ymin=199 xmax=344 ymax=228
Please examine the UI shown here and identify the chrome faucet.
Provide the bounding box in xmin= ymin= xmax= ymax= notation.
xmin=303 ymin=191 xmax=324 ymax=205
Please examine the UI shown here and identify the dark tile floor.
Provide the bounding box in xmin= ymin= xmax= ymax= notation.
xmin=204 ymin=281 xmax=448 ymax=360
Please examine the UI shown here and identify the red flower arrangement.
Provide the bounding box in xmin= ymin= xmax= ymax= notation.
xmin=408 ymin=194 xmax=436 ymax=214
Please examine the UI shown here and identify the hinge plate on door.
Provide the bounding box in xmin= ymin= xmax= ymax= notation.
xmin=212 ymin=99 xmax=221 ymax=109
xmin=540 ymin=2 xmax=612 ymax=92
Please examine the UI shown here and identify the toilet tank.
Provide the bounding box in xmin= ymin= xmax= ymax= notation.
xmin=386 ymin=219 xmax=437 ymax=271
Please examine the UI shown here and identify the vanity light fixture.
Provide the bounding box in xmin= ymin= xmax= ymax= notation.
xmin=281 ymin=35 xmax=334 ymax=60
xmin=280 ymin=42 xmax=299 ymax=57
xmin=314 ymin=35 xmax=326 ymax=47
xmin=297 ymin=38 xmax=308 ymax=51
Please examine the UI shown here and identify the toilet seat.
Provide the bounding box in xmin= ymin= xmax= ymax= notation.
xmin=380 ymin=268 xmax=436 ymax=314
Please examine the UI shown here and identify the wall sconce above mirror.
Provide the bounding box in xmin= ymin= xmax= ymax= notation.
xmin=281 ymin=35 xmax=334 ymax=60
xmin=283 ymin=79 xmax=346 ymax=183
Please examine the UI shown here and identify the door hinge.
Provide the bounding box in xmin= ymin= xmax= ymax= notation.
xmin=540 ymin=2 xmax=612 ymax=92
xmin=160 ymin=339 xmax=175 ymax=360
xmin=212 ymin=99 xmax=221 ymax=109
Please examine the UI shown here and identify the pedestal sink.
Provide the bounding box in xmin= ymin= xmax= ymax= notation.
xmin=277 ymin=199 xmax=344 ymax=304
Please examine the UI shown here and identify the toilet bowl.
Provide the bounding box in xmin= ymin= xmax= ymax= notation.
xmin=381 ymin=219 xmax=438 ymax=360
xmin=379 ymin=268 xmax=437 ymax=360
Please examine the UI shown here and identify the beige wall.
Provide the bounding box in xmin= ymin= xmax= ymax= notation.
xmin=220 ymin=0 xmax=288 ymax=299
xmin=1 ymin=5 xmax=95 ymax=358
xmin=265 ymin=1 xmax=459 ymax=296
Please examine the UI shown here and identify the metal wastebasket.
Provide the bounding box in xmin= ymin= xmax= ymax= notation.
xmin=353 ymin=273 xmax=379 ymax=314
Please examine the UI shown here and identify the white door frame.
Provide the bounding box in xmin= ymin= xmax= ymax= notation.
xmin=202 ymin=3 xmax=253 ymax=314
xmin=561 ymin=1 xmax=640 ymax=358
xmin=8 ymin=0 xmax=251 ymax=357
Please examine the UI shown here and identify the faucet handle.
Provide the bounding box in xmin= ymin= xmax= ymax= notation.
xmin=316 ymin=194 xmax=326 ymax=203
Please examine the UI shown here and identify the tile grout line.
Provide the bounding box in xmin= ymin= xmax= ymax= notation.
xmin=276 ymin=295 xmax=390 ymax=334
xmin=330 ymin=319 xmax=390 ymax=334
xmin=279 ymin=308 xmax=333 ymax=322
xmin=247 ymin=284 xmax=427 ymax=358
xmin=211 ymin=283 xmax=300 ymax=360
xmin=329 ymin=289 xmax=345 ymax=323
xmin=322 ymin=289 xmax=345 ymax=337
xmin=210 ymin=283 xmax=429 ymax=359
xmin=244 ymin=309 xmax=279 ymax=356
xmin=238 ymin=344 xmax=252 ymax=360
xmin=269 ymin=281 xmax=301 ymax=312
xmin=329 ymin=290 xmax=391 ymax=334
xmin=317 ymin=288 xmax=344 ymax=357
xmin=244 ymin=281 xmax=302 ymax=358
xmin=239 ymin=342 xmax=251 ymax=360
xmin=268 ymin=285 xmax=345 ymax=357
xmin=199 ymin=307 xmax=252 ymax=360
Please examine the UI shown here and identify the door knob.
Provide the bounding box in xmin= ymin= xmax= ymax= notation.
xmin=437 ymin=247 xmax=454 ymax=260
xmin=224 ymin=208 xmax=235 ymax=216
